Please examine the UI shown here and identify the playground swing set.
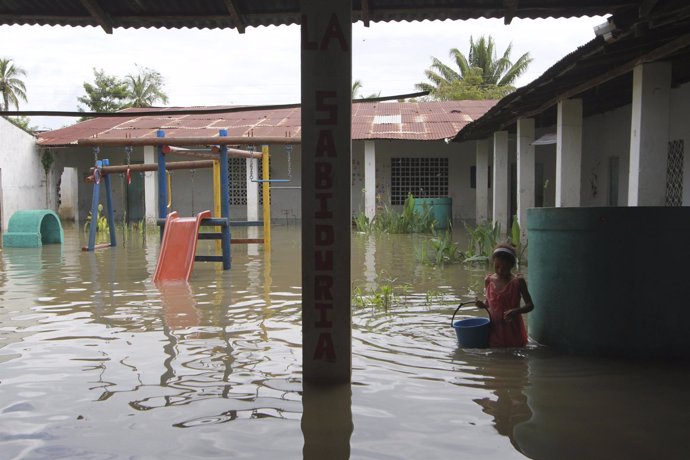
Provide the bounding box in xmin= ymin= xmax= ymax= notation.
xmin=81 ymin=129 xmax=286 ymax=282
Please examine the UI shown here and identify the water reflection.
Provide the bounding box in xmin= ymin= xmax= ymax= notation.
xmin=1 ymin=226 xmax=689 ymax=459
xmin=453 ymin=348 xmax=532 ymax=455
xmin=302 ymin=383 xmax=353 ymax=460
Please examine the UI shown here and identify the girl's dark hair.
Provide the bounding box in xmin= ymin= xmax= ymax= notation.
xmin=492 ymin=243 xmax=517 ymax=268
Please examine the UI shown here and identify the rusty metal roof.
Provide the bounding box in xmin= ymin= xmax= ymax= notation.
xmin=37 ymin=101 xmax=496 ymax=146
xmin=453 ymin=0 xmax=690 ymax=141
xmin=0 ymin=1 xmax=637 ymax=33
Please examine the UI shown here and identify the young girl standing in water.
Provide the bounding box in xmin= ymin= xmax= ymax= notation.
xmin=476 ymin=244 xmax=535 ymax=348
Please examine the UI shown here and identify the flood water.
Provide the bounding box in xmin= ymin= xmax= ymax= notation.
xmin=1 ymin=224 xmax=688 ymax=459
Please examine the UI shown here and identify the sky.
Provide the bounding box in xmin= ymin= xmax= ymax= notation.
xmin=0 ymin=16 xmax=607 ymax=130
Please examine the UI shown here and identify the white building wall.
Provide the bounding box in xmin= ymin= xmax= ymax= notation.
xmin=351 ymin=139 xmax=477 ymax=225
xmin=581 ymin=105 xmax=632 ymax=207
xmin=0 ymin=118 xmax=44 ymax=231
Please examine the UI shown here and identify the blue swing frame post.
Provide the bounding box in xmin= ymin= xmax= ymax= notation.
xmin=219 ymin=129 xmax=232 ymax=269
xmin=86 ymin=156 xmax=117 ymax=251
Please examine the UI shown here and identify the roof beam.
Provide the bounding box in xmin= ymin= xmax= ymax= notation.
xmin=223 ymin=0 xmax=246 ymax=33
xmin=503 ymin=0 xmax=519 ymax=25
xmin=79 ymin=0 xmax=114 ymax=34
xmin=361 ymin=0 xmax=371 ymax=27
xmin=523 ymin=31 xmax=690 ymax=119
xmin=638 ymin=0 xmax=659 ymax=18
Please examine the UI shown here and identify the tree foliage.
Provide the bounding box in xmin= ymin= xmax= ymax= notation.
xmin=78 ymin=66 xmax=169 ymax=113
xmin=126 ymin=65 xmax=169 ymax=107
xmin=77 ymin=68 xmax=129 ymax=113
xmin=0 ymin=58 xmax=28 ymax=111
xmin=352 ymin=79 xmax=381 ymax=100
xmin=416 ymin=35 xmax=532 ymax=101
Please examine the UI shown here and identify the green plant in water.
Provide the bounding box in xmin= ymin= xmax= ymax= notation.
xmin=462 ymin=220 xmax=501 ymax=263
xmin=354 ymin=193 xmax=436 ymax=234
xmin=416 ymin=229 xmax=462 ymax=266
xmin=353 ymin=211 xmax=373 ymax=233
xmin=508 ymin=214 xmax=527 ymax=265
xmin=84 ymin=203 xmax=109 ymax=233
xmin=352 ymin=277 xmax=402 ymax=310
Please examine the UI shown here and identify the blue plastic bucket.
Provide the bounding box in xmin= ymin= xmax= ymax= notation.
xmin=453 ymin=317 xmax=490 ymax=348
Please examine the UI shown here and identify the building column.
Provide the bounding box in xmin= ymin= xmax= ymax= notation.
xmin=628 ymin=62 xmax=671 ymax=206
xmin=517 ymin=118 xmax=535 ymax=243
xmin=301 ymin=0 xmax=352 ymax=384
xmin=556 ymin=98 xmax=582 ymax=207
xmin=493 ymin=131 xmax=509 ymax=234
xmin=364 ymin=140 xmax=376 ymax=220
xmin=144 ymin=145 xmax=157 ymax=224
xmin=475 ymin=139 xmax=489 ymax=224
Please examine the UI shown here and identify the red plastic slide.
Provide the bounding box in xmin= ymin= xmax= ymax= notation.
xmin=153 ymin=210 xmax=211 ymax=282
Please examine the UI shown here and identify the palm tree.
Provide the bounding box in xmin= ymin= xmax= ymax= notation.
xmin=125 ymin=66 xmax=169 ymax=107
xmin=416 ymin=36 xmax=532 ymax=100
xmin=0 ymin=58 xmax=28 ymax=111
xmin=352 ymin=79 xmax=364 ymax=99
xmin=352 ymin=79 xmax=381 ymax=100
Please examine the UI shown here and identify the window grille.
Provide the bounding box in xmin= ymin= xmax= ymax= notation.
xmin=228 ymin=158 xmax=265 ymax=205
xmin=390 ymin=157 xmax=448 ymax=205
xmin=665 ymin=140 xmax=684 ymax=207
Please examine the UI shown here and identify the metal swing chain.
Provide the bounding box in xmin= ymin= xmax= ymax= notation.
xmin=248 ymin=145 xmax=255 ymax=181
xmin=285 ymin=144 xmax=293 ymax=179
xmin=124 ymin=145 xmax=133 ymax=185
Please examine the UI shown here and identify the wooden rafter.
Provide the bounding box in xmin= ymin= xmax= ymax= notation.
xmin=361 ymin=0 xmax=371 ymax=27
xmin=523 ymin=31 xmax=690 ymax=119
xmin=639 ymin=0 xmax=660 ymax=18
xmin=223 ymin=0 xmax=246 ymax=33
xmin=503 ymin=0 xmax=519 ymax=25
xmin=79 ymin=0 xmax=114 ymax=34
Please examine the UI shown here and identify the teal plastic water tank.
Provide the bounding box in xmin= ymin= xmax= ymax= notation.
xmin=527 ymin=207 xmax=690 ymax=357
xmin=414 ymin=197 xmax=452 ymax=229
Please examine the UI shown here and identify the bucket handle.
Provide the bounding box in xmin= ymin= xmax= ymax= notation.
xmin=451 ymin=301 xmax=479 ymax=327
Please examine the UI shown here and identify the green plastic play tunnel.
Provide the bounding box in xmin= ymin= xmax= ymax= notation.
xmin=2 ymin=209 xmax=64 ymax=248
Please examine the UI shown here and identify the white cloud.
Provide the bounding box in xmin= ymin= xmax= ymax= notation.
xmin=0 ymin=15 xmax=606 ymax=130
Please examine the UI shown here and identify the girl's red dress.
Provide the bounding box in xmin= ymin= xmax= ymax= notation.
xmin=485 ymin=274 xmax=528 ymax=347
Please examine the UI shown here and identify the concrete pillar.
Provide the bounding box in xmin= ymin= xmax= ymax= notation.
xmin=628 ymin=62 xmax=671 ymax=206
xmin=517 ymin=118 xmax=535 ymax=243
xmin=556 ymin=99 xmax=583 ymax=207
xmin=364 ymin=140 xmax=376 ymax=220
xmin=301 ymin=0 xmax=352 ymax=384
xmin=475 ymin=139 xmax=489 ymax=224
xmin=493 ymin=131 xmax=509 ymax=233
xmin=246 ymin=157 xmax=259 ymax=221
xmin=144 ymin=145 xmax=157 ymax=224
xmin=246 ymin=156 xmax=260 ymax=257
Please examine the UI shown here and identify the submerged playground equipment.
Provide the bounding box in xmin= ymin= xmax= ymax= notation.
xmin=527 ymin=207 xmax=690 ymax=357
xmin=2 ymin=209 xmax=64 ymax=248
xmin=80 ymin=129 xmax=297 ymax=282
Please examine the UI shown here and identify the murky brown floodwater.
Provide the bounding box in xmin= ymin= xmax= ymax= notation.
xmin=0 ymin=223 xmax=688 ymax=459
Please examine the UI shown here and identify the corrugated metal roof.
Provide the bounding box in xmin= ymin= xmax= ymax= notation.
xmin=453 ymin=1 xmax=690 ymax=141
xmin=0 ymin=1 xmax=636 ymax=32
xmin=37 ymin=101 xmax=495 ymax=146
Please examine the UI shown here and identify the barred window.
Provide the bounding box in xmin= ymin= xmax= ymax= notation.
xmin=228 ymin=158 xmax=265 ymax=205
xmin=665 ymin=140 xmax=684 ymax=207
xmin=390 ymin=157 xmax=448 ymax=205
